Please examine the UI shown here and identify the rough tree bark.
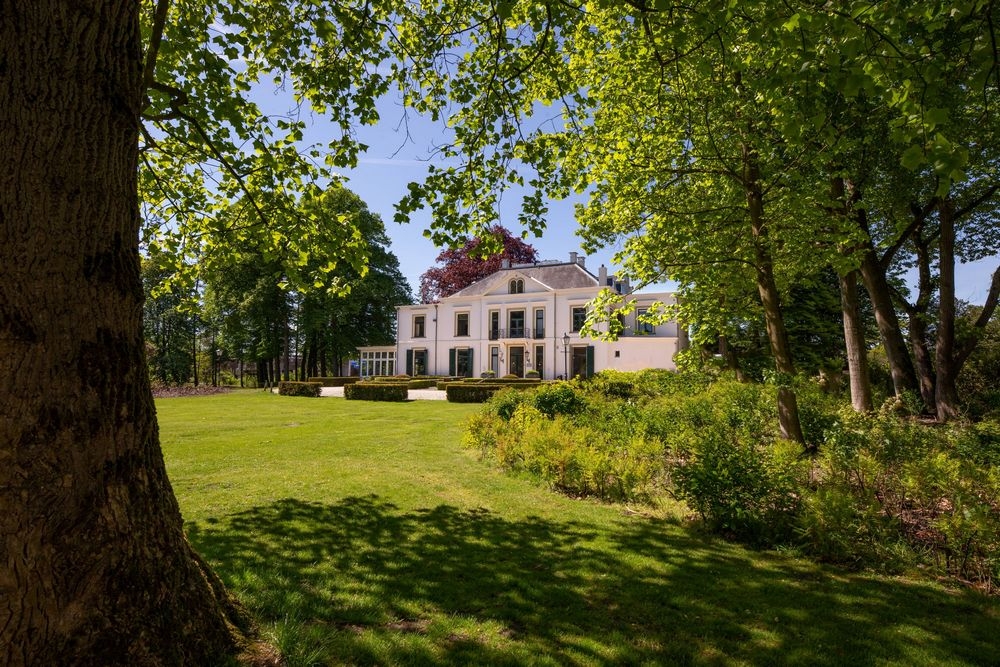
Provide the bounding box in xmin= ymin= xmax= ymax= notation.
xmin=1 ymin=3 xmax=262 ymax=664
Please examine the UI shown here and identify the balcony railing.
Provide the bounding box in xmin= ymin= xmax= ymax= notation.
xmin=488 ymin=327 xmax=537 ymax=340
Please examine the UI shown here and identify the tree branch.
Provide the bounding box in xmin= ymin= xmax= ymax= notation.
xmin=955 ymin=265 xmax=1000 ymax=366
xmin=141 ymin=0 xmax=172 ymax=108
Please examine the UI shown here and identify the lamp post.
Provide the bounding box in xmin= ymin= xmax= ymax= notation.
xmin=562 ymin=332 xmax=570 ymax=380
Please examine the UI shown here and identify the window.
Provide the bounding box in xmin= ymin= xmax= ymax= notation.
xmin=509 ymin=278 xmax=524 ymax=294
xmin=455 ymin=312 xmax=469 ymax=337
xmin=534 ymin=308 xmax=545 ymax=339
xmin=490 ymin=346 xmax=500 ymax=375
xmin=571 ymin=306 xmax=587 ymax=332
xmin=508 ymin=310 xmax=525 ymax=338
xmin=453 ymin=347 xmax=473 ymax=377
xmin=413 ymin=349 xmax=427 ymax=375
xmin=534 ymin=345 xmax=544 ymax=379
xmin=413 ymin=315 xmax=425 ymax=338
xmin=636 ymin=308 xmax=654 ymax=335
xmin=489 ymin=310 xmax=500 ymax=340
xmin=360 ymin=350 xmax=395 ymax=377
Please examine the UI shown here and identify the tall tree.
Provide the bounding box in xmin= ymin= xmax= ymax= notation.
xmin=1 ymin=2 xmax=255 ymax=662
xmin=388 ymin=0 xmax=1000 ymax=425
xmin=418 ymin=225 xmax=538 ymax=302
xmin=1 ymin=0 xmax=402 ymax=662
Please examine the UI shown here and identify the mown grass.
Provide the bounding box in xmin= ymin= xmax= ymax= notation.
xmin=158 ymin=392 xmax=1000 ymax=666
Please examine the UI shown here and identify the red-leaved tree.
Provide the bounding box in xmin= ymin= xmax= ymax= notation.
xmin=419 ymin=225 xmax=538 ymax=302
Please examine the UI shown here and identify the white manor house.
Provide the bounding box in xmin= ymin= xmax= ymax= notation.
xmin=358 ymin=253 xmax=687 ymax=379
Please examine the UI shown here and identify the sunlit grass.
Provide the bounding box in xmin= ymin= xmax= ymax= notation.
xmin=159 ymin=392 xmax=999 ymax=666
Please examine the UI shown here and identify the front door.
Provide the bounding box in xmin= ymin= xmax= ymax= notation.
xmin=571 ymin=346 xmax=589 ymax=379
xmin=508 ymin=346 xmax=525 ymax=377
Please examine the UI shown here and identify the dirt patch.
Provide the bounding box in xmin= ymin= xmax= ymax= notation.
xmin=151 ymin=384 xmax=234 ymax=399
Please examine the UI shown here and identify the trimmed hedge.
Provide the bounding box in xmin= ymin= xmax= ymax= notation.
xmin=447 ymin=383 xmax=503 ymax=403
xmin=407 ymin=379 xmax=438 ymax=389
xmin=447 ymin=382 xmax=537 ymax=403
xmin=459 ymin=377 xmax=542 ymax=385
xmin=278 ymin=381 xmax=322 ymax=397
xmin=344 ymin=382 xmax=408 ymax=402
xmin=307 ymin=376 xmax=360 ymax=387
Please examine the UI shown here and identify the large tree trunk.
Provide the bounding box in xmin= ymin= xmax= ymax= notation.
xmin=856 ymin=215 xmax=919 ymax=400
xmin=0 ymin=3 xmax=256 ymax=664
xmin=839 ymin=271 xmax=874 ymax=412
xmin=743 ymin=145 xmax=804 ymax=444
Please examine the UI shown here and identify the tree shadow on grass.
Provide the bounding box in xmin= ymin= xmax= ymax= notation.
xmin=188 ymin=496 xmax=998 ymax=666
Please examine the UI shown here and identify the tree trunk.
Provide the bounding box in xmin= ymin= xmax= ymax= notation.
xmin=936 ymin=196 xmax=962 ymax=421
xmin=829 ymin=177 xmax=873 ymax=413
xmin=839 ymin=271 xmax=873 ymax=412
xmin=0 ymin=3 xmax=254 ymax=664
xmin=743 ymin=145 xmax=804 ymax=444
xmin=856 ymin=227 xmax=919 ymax=399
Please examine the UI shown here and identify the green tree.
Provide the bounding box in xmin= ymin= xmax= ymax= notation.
xmin=387 ymin=0 xmax=1000 ymax=425
xmin=142 ymin=257 xmax=197 ymax=385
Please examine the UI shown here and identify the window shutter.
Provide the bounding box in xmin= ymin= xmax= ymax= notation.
xmin=405 ymin=349 xmax=413 ymax=376
xmin=586 ymin=345 xmax=595 ymax=378
xmin=468 ymin=348 xmax=474 ymax=377
xmin=448 ymin=348 xmax=456 ymax=377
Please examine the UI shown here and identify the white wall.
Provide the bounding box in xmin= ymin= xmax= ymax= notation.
xmin=395 ymin=280 xmax=683 ymax=377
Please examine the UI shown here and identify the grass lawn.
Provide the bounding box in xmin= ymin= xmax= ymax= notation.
xmin=158 ymin=392 xmax=999 ymax=666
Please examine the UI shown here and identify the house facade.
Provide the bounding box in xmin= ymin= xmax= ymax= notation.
xmin=359 ymin=253 xmax=686 ymax=379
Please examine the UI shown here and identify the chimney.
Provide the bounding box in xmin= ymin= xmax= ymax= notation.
xmin=598 ymin=264 xmax=608 ymax=285
xmin=569 ymin=251 xmax=577 ymax=265
xmin=577 ymin=255 xmax=586 ymax=268
xmin=501 ymin=258 xmax=510 ymax=269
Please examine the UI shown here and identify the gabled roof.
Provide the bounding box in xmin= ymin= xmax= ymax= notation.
xmin=448 ymin=261 xmax=598 ymax=298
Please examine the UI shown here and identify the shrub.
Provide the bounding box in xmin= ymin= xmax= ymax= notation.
xmin=406 ymin=379 xmax=438 ymax=389
xmin=671 ymin=420 xmax=806 ymax=544
xmin=532 ymin=382 xmax=585 ymax=418
xmin=278 ymin=381 xmax=322 ymax=397
xmin=344 ymin=382 xmax=408 ymax=402
xmin=465 ymin=403 xmax=666 ymax=502
xmin=525 ymin=369 xmax=540 ymax=378
xmin=488 ymin=387 xmax=531 ymax=420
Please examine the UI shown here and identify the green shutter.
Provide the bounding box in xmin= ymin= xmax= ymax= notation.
xmin=448 ymin=348 xmax=456 ymax=377
xmin=405 ymin=349 xmax=413 ymax=376
xmin=586 ymin=345 xmax=595 ymax=378
xmin=468 ymin=348 xmax=474 ymax=377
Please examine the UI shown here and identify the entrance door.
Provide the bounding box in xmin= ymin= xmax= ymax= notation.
xmin=508 ymin=346 xmax=525 ymax=377
xmin=571 ymin=346 xmax=593 ymax=379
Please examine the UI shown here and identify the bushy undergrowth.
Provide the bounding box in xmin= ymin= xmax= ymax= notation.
xmin=463 ymin=371 xmax=1000 ymax=591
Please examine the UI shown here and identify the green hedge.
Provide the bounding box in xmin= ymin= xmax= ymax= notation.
xmin=307 ymin=376 xmax=360 ymax=387
xmin=407 ymin=379 xmax=438 ymax=389
xmin=278 ymin=381 xmax=322 ymax=397
xmin=459 ymin=377 xmax=542 ymax=385
xmin=447 ymin=382 xmax=538 ymax=403
xmin=344 ymin=382 xmax=408 ymax=402
xmin=447 ymin=383 xmax=503 ymax=403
